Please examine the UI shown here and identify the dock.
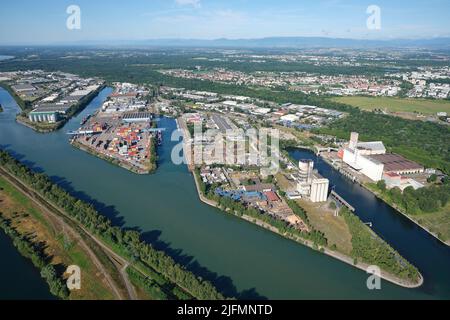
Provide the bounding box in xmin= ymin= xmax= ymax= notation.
xmin=330 ymin=190 xmax=355 ymax=212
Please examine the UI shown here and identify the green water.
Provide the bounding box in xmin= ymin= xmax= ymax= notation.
xmin=0 ymin=230 xmax=55 ymax=300
xmin=0 ymin=87 xmax=448 ymax=299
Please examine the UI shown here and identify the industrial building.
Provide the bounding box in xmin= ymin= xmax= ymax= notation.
xmin=28 ymin=110 xmax=59 ymax=123
xmin=28 ymin=103 xmax=71 ymax=123
xmin=370 ymin=154 xmax=424 ymax=175
xmin=310 ymin=178 xmax=330 ymax=203
xmin=342 ymin=132 xmax=386 ymax=181
xmin=122 ymin=112 xmax=153 ymax=123
xmin=341 ymin=132 xmax=425 ymax=183
xmin=296 ymin=160 xmax=330 ymax=203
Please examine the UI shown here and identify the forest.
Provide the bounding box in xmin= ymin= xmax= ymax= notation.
xmin=375 ymin=180 xmax=450 ymax=215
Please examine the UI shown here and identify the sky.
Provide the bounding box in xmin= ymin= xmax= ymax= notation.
xmin=1 ymin=0 xmax=450 ymax=44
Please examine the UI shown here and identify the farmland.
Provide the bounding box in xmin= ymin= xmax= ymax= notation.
xmin=333 ymin=96 xmax=450 ymax=115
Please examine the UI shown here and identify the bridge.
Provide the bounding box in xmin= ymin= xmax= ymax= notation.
xmin=315 ymin=146 xmax=339 ymax=155
xmin=142 ymin=128 xmax=166 ymax=133
xmin=294 ymin=145 xmax=339 ymax=155
xmin=330 ymin=190 xmax=355 ymax=213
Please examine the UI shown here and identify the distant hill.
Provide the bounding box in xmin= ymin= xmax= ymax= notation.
xmin=72 ymin=36 xmax=450 ymax=49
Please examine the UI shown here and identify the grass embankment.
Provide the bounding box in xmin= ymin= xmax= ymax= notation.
xmin=298 ymin=200 xmax=353 ymax=256
xmin=333 ymin=96 xmax=450 ymax=115
xmin=196 ymin=168 xmax=421 ymax=286
xmin=0 ymin=176 xmax=116 ymax=299
xmin=340 ymin=208 xmax=421 ymax=283
xmin=0 ymin=149 xmax=225 ymax=300
xmin=292 ymin=193 xmax=420 ymax=284
xmin=366 ymin=183 xmax=450 ymax=245
xmin=148 ymin=136 xmax=158 ymax=174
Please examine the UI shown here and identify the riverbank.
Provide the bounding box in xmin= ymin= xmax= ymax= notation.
xmin=315 ymin=149 xmax=449 ymax=247
xmin=313 ymin=148 xmax=450 ymax=246
xmin=0 ymin=168 xmax=128 ymax=300
xmin=0 ymin=82 xmax=31 ymax=110
xmin=189 ymin=158 xmax=423 ymax=289
xmin=70 ymin=139 xmax=153 ymax=175
xmin=12 ymin=84 xmax=106 ymax=133
xmin=0 ymin=149 xmax=225 ymax=300
xmin=363 ymin=183 xmax=450 ymax=247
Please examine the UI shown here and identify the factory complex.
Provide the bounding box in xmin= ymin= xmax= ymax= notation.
xmin=340 ymin=132 xmax=426 ymax=190
xmin=0 ymin=70 xmax=104 ymax=126
xmin=70 ymin=83 xmax=160 ymax=174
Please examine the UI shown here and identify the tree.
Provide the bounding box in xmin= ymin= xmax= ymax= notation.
xmin=377 ymin=180 xmax=387 ymax=192
xmin=427 ymin=174 xmax=438 ymax=183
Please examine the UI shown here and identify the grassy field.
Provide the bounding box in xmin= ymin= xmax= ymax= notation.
xmin=333 ymin=96 xmax=450 ymax=115
xmin=415 ymin=204 xmax=450 ymax=243
xmin=0 ymin=176 xmax=116 ymax=300
xmin=366 ymin=183 xmax=450 ymax=245
xmin=297 ymin=199 xmax=353 ymax=255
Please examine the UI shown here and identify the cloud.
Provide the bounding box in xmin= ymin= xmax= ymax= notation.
xmin=175 ymin=0 xmax=201 ymax=8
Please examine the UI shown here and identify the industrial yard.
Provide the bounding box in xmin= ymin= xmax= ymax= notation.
xmin=70 ymin=83 xmax=161 ymax=174
xmin=0 ymin=70 xmax=104 ymax=132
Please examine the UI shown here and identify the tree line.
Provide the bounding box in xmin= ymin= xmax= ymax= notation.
xmin=0 ymin=149 xmax=225 ymax=300
xmin=0 ymin=215 xmax=69 ymax=299
xmin=376 ymin=180 xmax=450 ymax=215
xmin=340 ymin=208 xmax=420 ymax=283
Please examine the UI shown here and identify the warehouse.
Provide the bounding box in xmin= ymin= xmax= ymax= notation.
xmin=12 ymin=83 xmax=36 ymax=93
xmin=33 ymin=103 xmax=71 ymax=114
xmin=28 ymin=110 xmax=59 ymax=123
xmin=243 ymin=183 xmax=275 ymax=193
xmin=342 ymin=132 xmax=386 ymax=181
xmin=122 ymin=112 xmax=152 ymax=123
xmin=369 ymin=154 xmax=425 ymax=175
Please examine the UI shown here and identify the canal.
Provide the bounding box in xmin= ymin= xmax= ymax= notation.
xmin=0 ymin=87 xmax=449 ymax=299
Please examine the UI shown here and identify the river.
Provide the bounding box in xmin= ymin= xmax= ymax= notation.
xmin=0 ymin=87 xmax=449 ymax=300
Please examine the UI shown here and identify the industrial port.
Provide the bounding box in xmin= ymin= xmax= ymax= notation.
xmin=70 ymin=83 xmax=162 ymax=174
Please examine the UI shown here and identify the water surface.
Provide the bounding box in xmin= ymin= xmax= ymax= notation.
xmin=0 ymin=87 xmax=449 ymax=299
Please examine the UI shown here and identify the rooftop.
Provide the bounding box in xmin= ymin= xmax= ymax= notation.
xmin=370 ymin=154 xmax=424 ymax=172
xmin=357 ymin=141 xmax=386 ymax=153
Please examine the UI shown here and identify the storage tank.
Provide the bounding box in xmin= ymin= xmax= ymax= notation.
xmin=299 ymin=160 xmax=314 ymax=183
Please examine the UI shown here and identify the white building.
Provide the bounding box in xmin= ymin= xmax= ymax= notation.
xmin=280 ymin=114 xmax=300 ymax=122
xmin=296 ymin=160 xmax=330 ymax=203
xmin=342 ymin=132 xmax=386 ymax=182
xmin=310 ymin=178 xmax=330 ymax=203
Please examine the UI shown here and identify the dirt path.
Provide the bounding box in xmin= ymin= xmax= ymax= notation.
xmin=0 ymin=166 xmax=138 ymax=300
